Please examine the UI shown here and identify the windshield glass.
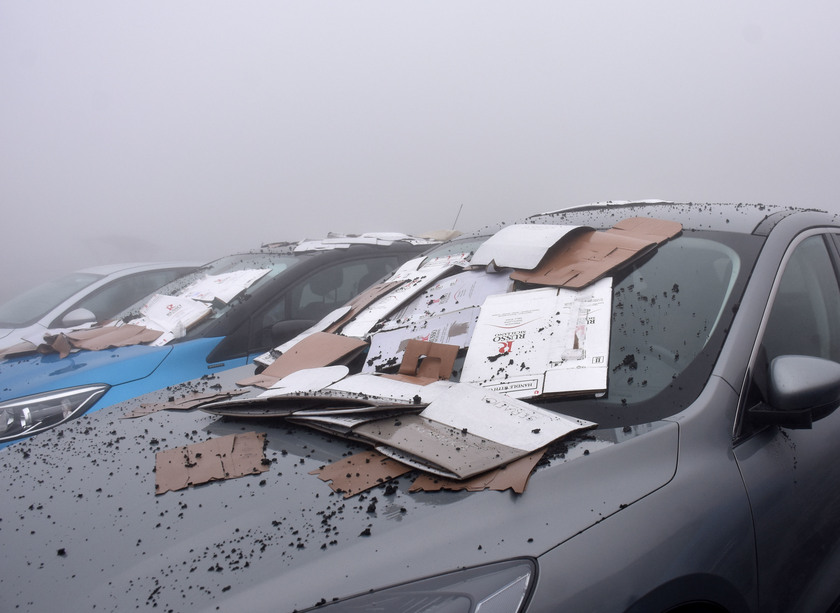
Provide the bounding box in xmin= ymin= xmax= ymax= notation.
xmin=0 ymin=273 xmax=101 ymax=326
xmin=371 ymin=230 xmax=761 ymax=427
xmin=114 ymin=252 xmax=301 ymax=340
xmin=534 ymin=230 xmax=761 ymax=426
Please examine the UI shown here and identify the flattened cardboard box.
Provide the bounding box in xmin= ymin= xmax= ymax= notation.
xmin=409 ymin=449 xmax=545 ymax=494
xmin=460 ymin=278 xmax=612 ymax=398
xmin=363 ymin=307 xmax=479 ymax=374
xmin=262 ymin=332 xmax=368 ymax=379
xmin=510 ymin=217 xmax=682 ymax=289
xmin=181 ymin=268 xmax=271 ymax=304
xmin=341 ymin=258 xmax=459 ymax=338
xmin=354 ymin=383 xmax=594 ymax=480
xmin=310 ymin=449 xmax=413 ymax=498
xmin=155 ymin=431 xmax=268 ymax=494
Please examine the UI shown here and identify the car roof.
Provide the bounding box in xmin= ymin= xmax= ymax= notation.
xmin=460 ymin=201 xmax=834 ymax=238
xmin=75 ymin=261 xmax=202 ymax=276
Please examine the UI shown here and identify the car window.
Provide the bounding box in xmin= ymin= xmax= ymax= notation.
xmin=50 ymin=268 xmax=193 ymax=327
xmin=741 ymin=235 xmax=840 ymax=419
xmin=0 ymin=273 xmax=101 ymax=327
xmin=246 ymin=256 xmax=402 ymax=352
xmin=529 ymin=231 xmax=762 ymax=427
xmin=761 ymin=235 xmax=840 ymax=363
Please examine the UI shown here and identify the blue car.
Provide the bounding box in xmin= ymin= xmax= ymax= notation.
xmin=0 ymin=235 xmax=436 ymax=445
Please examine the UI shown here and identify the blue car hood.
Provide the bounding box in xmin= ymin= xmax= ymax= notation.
xmin=0 ymin=344 xmax=172 ymax=401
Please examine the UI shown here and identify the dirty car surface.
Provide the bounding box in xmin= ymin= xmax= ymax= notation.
xmin=4 ymin=203 xmax=840 ymax=613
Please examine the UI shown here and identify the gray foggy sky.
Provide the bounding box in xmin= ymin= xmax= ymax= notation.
xmin=2 ymin=1 xmax=840 ymax=300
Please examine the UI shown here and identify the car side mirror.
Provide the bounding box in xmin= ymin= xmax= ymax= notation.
xmin=749 ymin=355 xmax=840 ymax=429
xmin=62 ymin=308 xmax=97 ymax=328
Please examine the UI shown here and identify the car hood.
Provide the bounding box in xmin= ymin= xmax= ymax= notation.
xmin=0 ymin=343 xmax=173 ymax=401
xmin=0 ymin=371 xmax=678 ymax=612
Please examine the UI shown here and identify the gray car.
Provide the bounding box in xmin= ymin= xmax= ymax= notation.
xmin=3 ymin=202 xmax=840 ymax=613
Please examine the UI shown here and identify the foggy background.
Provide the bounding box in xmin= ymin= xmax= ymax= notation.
xmin=2 ymin=1 xmax=839 ymax=302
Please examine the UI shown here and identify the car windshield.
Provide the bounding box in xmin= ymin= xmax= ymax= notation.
xmin=367 ymin=230 xmax=761 ymax=428
xmin=0 ymin=272 xmax=101 ymax=326
xmin=114 ymin=252 xmax=301 ymax=339
xmin=532 ymin=230 xmax=762 ymax=426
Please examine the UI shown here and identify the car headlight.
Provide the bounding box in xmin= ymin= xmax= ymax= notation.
xmin=0 ymin=384 xmax=109 ymax=443
xmin=310 ymin=559 xmax=535 ymax=613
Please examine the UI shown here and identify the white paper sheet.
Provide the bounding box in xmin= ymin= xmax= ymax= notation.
xmin=460 ymin=277 xmax=612 ymax=398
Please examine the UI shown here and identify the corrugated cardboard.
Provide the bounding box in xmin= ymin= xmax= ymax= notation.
xmin=309 ymin=449 xmax=412 ymax=498
xmin=353 ymin=384 xmax=594 ymax=480
xmin=606 ymin=216 xmax=683 ymax=245
xmin=380 ymin=339 xmax=459 ymax=385
xmin=409 ymin=449 xmax=544 ymax=494
xmin=261 ymin=332 xmax=368 ymax=379
xmin=154 ymin=432 xmax=268 ymax=495
xmin=510 ymin=218 xmax=682 ymax=289
xmin=122 ymin=389 xmax=248 ymax=419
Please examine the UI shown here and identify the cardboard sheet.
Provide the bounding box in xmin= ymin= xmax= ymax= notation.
xmin=261 ymin=332 xmax=367 ymax=379
xmin=471 ymin=224 xmax=590 ymax=269
xmin=510 ymin=218 xmax=682 ymax=289
xmin=0 ymin=340 xmax=38 ymax=360
xmin=326 ymin=375 xmax=453 ymax=405
xmin=181 ymin=268 xmax=271 ymax=304
xmin=309 ymin=449 xmax=413 ymax=498
xmin=340 ymin=259 xmax=458 ymax=338
xmin=363 ymin=307 xmax=479 ymax=374
xmin=409 ymin=449 xmax=545 ymax=494
xmin=606 ymin=216 xmax=683 ymax=245
xmin=64 ymin=324 xmax=164 ymax=351
xmin=154 ymin=432 xmax=268 ymax=495
xmin=379 ymin=270 xmax=513 ymax=330
xmin=132 ymin=294 xmax=212 ymax=344
xmin=122 ymin=389 xmax=248 ymax=418
xmin=380 ymin=339 xmax=459 ymax=385
xmin=353 ymin=383 xmax=594 ymax=480
xmin=253 ymin=305 xmax=354 ymax=367
xmin=460 ymin=279 xmax=612 ymax=398
xmin=257 ymin=366 xmax=350 ymax=398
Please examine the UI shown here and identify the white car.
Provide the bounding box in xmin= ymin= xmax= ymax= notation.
xmin=0 ymin=261 xmax=199 ymax=350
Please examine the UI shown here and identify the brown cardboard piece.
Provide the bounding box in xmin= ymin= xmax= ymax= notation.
xmin=122 ymin=389 xmax=248 ymax=419
xmin=606 ymin=216 xmax=683 ymax=245
xmin=0 ymin=341 xmax=38 ymax=360
xmin=309 ymin=449 xmax=413 ymax=498
xmin=409 ymin=449 xmax=544 ymax=494
xmin=155 ymin=431 xmax=268 ymax=495
xmin=510 ymin=217 xmax=682 ymax=289
xmin=381 ymin=339 xmax=459 ymax=385
xmin=236 ymin=373 xmax=282 ymax=389
xmin=262 ymin=332 xmax=368 ymax=379
xmin=64 ymin=324 xmax=164 ymax=350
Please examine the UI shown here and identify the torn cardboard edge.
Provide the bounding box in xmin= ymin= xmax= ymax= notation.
xmin=310 ymin=447 xmax=545 ymax=498
xmin=122 ymin=389 xmax=248 ymax=419
xmin=261 ymin=332 xmax=368 ymax=380
xmin=309 ymin=449 xmax=413 ymax=498
xmin=154 ymin=431 xmax=268 ymax=495
xmin=379 ymin=339 xmax=459 ymax=385
xmin=409 ymin=449 xmax=545 ymax=494
xmin=509 ymin=217 xmax=682 ymax=289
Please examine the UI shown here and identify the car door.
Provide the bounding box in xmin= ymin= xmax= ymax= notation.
xmin=733 ymin=232 xmax=840 ymax=612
